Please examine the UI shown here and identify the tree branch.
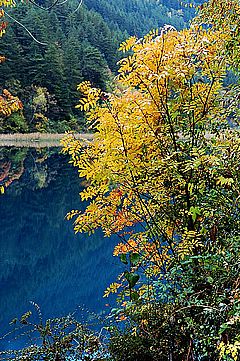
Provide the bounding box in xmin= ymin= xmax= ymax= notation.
xmin=5 ymin=11 xmax=48 ymax=46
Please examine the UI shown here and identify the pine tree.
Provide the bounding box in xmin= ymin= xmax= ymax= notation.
xmin=81 ymin=42 xmax=110 ymax=90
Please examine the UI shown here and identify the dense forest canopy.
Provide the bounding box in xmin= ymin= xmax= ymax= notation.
xmin=0 ymin=0 xmax=200 ymax=133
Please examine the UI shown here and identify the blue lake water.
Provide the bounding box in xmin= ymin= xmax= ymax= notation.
xmin=0 ymin=147 xmax=118 ymax=350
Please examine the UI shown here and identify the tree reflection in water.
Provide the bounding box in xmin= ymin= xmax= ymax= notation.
xmin=0 ymin=147 xmax=117 ymax=346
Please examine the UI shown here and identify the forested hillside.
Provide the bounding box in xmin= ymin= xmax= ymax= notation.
xmin=84 ymin=0 xmax=197 ymax=35
xmin=0 ymin=0 xmax=199 ymax=133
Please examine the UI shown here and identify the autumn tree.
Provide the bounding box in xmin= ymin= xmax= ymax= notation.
xmin=62 ymin=0 xmax=240 ymax=359
xmin=0 ymin=0 xmax=22 ymax=118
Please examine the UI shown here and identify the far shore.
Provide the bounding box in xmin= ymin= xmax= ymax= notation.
xmin=0 ymin=132 xmax=94 ymax=148
xmin=0 ymin=129 xmax=238 ymax=148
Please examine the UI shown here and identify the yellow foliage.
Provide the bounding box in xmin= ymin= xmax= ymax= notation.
xmin=0 ymin=1 xmax=15 ymax=6
xmin=113 ymin=239 xmax=138 ymax=256
xmin=218 ymin=340 xmax=240 ymax=361
xmin=103 ymin=282 xmax=122 ymax=298
xmin=0 ymin=89 xmax=23 ymax=117
xmin=76 ymin=81 xmax=102 ymax=111
xmin=177 ymin=230 xmax=203 ymax=260
xmin=193 ymin=0 xmax=240 ymax=69
xmin=0 ymin=1 xmax=22 ymax=116
xmin=62 ymin=14 xmax=240 ymax=286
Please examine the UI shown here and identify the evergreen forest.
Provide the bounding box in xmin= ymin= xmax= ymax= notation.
xmin=0 ymin=0 xmax=199 ymax=132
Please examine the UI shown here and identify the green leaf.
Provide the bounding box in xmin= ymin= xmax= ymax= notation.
xmin=125 ymin=272 xmax=140 ymax=288
xmin=130 ymin=253 xmax=141 ymax=266
xmin=189 ymin=206 xmax=201 ymax=222
xmin=131 ymin=290 xmax=139 ymax=301
xmin=120 ymin=254 xmax=128 ymax=265
xmin=207 ymin=276 xmax=214 ymax=284
xmin=219 ymin=323 xmax=228 ymax=334
xmin=9 ymin=318 xmax=18 ymax=325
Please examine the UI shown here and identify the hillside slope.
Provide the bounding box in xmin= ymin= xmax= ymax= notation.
xmin=0 ymin=0 xmax=199 ymax=132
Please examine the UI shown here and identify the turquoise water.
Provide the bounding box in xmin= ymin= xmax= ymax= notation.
xmin=0 ymin=147 xmax=118 ymax=348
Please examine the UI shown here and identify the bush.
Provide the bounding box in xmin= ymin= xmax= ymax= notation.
xmin=0 ymin=112 xmax=29 ymax=133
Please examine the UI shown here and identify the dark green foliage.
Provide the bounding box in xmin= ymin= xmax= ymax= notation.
xmin=107 ymin=237 xmax=240 ymax=360
xmin=108 ymin=331 xmax=155 ymax=361
xmin=0 ymin=112 xmax=29 ymax=133
xmin=0 ymin=1 xmax=118 ymax=131
xmin=0 ymin=0 xmax=198 ymax=132
xmin=81 ymin=43 xmax=109 ymax=89
xmin=85 ymin=0 xmax=182 ymax=35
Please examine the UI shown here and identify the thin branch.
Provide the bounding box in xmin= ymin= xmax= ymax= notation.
xmin=72 ymin=0 xmax=83 ymax=13
xmin=28 ymin=0 xmax=61 ymax=11
xmin=5 ymin=11 xmax=48 ymax=46
xmin=57 ymin=0 xmax=69 ymax=5
xmin=174 ymin=304 xmax=219 ymax=314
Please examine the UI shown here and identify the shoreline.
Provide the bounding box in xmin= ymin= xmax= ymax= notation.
xmin=0 ymin=129 xmax=238 ymax=148
xmin=0 ymin=132 xmax=94 ymax=148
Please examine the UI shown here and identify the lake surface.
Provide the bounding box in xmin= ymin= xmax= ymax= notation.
xmin=0 ymin=147 xmax=118 ymax=349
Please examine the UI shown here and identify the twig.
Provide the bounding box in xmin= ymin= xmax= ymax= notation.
xmin=72 ymin=0 xmax=83 ymax=13
xmin=5 ymin=11 xmax=48 ymax=46
xmin=28 ymin=0 xmax=61 ymax=11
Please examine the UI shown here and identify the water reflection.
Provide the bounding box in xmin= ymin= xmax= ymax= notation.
xmin=0 ymin=147 xmax=117 ymax=341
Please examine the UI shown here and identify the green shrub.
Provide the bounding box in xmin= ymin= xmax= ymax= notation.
xmin=0 ymin=112 xmax=29 ymax=133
